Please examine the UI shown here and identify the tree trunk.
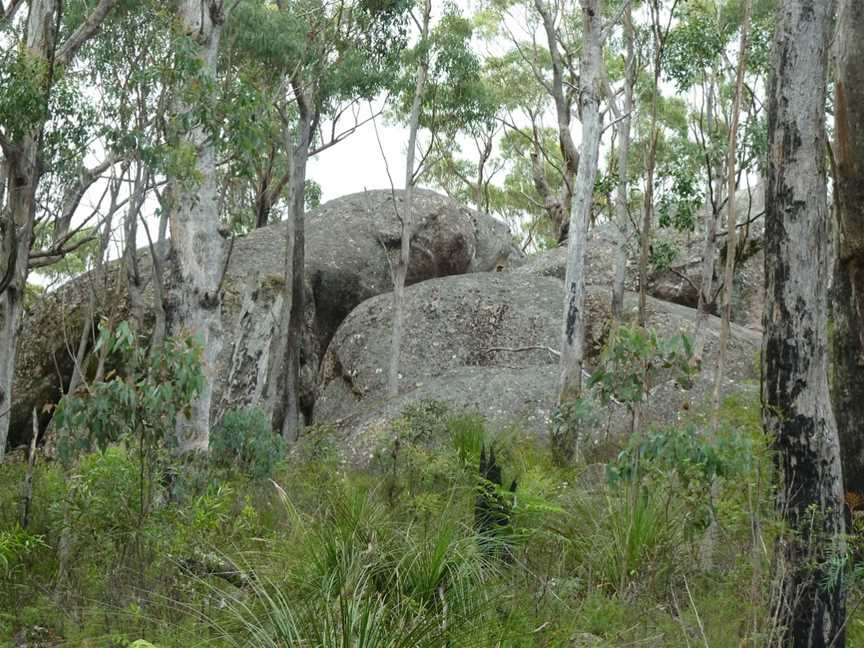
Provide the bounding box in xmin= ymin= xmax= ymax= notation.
xmin=638 ymin=19 xmax=663 ymax=327
xmin=167 ymin=1 xmax=228 ymax=455
xmin=691 ymin=76 xmax=723 ymax=364
xmin=764 ymin=0 xmax=845 ymax=643
xmin=557 ymin=0 xmax=602 ymax=404
xmin=712 ymin=0 xmax=752 ymax=410
xmin=0 ymin=0 xmax=57 ymax=462
xmin=832 ymin=0 xmax=864 ymax=500
xmin=388 ymin=0 xmax=430 ymax=397
xmin=611 ymin=4 xmax=634 ymax=321
xmin=124 ymin=164 xmax=149 ymax=334
xmin=279 ymin=87 xmax=313 ymax=442
xmin=533 ymin=0 xmax=579 ymax=244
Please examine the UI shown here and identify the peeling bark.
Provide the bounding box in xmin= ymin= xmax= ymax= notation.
xmin=167 ymin=1 xmax=229 ymax=455
xmin=764 ymin=0 xmax=845 ymax=643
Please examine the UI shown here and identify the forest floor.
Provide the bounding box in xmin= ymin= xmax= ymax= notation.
xmin=1 ymin=390 xmax=862 ymax=647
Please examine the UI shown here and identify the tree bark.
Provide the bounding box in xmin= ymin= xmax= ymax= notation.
xmin=763 ymin=0 xmax=845 ymax=644
xmin=558 ymin=0 xmax=602 ymax=404
xmin=832 ymin=0 xmax=864 ymax=501
xmin=278 ymin=83 xmax=313 ymax=442
xmin=712 ymin=0 xmax=752 ymax=410
xmin=611 ymin=4 xmax=635 ymax=321
xmin=167 ymin=0 xmax=228 ymax=455
xmin=388 ymin=0 xmax=430 ymax=397
xmin=533 ymin=0 xmax=579 ymax=243
xmin=0 ymin=0 xmax=57 ymax=462
xmin=691 ymin=75 xmax=723 ymax=364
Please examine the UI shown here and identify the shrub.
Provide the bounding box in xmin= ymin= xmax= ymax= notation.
xmin=211 ymin=407 xmax=285 ymax=479
xmin=550 ymin=396 xmax=602 ymax=464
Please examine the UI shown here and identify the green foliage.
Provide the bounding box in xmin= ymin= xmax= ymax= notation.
xmin=649 ymin=238 xmax=679 ymax=272
xmin=0 ymin=45 xmax=50 ymax=142
xmin=0 ymin=526 xmax=46 ymax=578
xmin=211 ymin=407 xmax=285 ymax=479
xmin=657 ymin=155 xmax=703 ymax=233
xmin=588 ymin=325 xmax=695 ymax=409
xmin=663 ymin=2 xmax=726 ymax=92
xmin=550 ymin=396 xmax=602 ymax=464
xmin=393 ymin=5 xmax=494 ymax=140
xmin=0 ymin=390 xmax=848 ymax=646
xmin=54 ymin=320 xmax=204 ymax=461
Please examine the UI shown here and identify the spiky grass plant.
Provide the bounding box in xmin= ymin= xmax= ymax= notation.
xmin=201 ymin=485 xmax=513 ymax=647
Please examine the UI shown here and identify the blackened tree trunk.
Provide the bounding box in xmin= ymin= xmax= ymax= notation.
xmin=832 ymin=0 xmax=864 ymax=500
xmin=558 ymin=0 xmax=602 ymax=403
xmin=763 ymin=0 xmax=845 ymax=644
xmin=168 ymin=0 xmax=229 ymax=454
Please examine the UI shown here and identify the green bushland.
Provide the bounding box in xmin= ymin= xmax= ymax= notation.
xmin=4 ymin=391 xmax=863 ymax=646
xmin=2 ymin=324 xmax=862 ymax=646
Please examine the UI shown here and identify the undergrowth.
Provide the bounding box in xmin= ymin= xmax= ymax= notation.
xmin=1 ymin=392 xmax=863 ymax=646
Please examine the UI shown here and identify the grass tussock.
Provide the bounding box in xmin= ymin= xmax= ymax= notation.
xmin=1 ymin=393 xmax=863 ymax=646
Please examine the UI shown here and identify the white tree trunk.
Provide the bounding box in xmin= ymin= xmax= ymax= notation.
xmin=0 ymin=0 xmax=57 ymax=462
xmin=558 ymin=0 xmax=603 ymax=403
xmin=611 ymin=5 xmax=634 ymax=321
xmin=763 ymin=0 xmax=845 ymax=642
xmin=388 ymin=0 xmax=430 ymax=397
xmin=168 ymin=0 xmax=227 ymax=455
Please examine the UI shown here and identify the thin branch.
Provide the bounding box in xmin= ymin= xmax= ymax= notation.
xmin=600 ymin=0 xmax=633 ymax=43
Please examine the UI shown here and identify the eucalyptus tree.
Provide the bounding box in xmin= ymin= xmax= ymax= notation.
xmin=662 ymin=0 xmax=727 ymax=357
xmin=712 ymin=0 xmax=752 ymax=410
xmin=0 ymin=0 xmax=121 ymax=461
xmin=832 ymin=0 xmax=864 ymax=501
xmin=222 ymin=0 xmax=410 ymax=438
xmin=662 ymin=0 xmax=771 ymax=363
xmin=763 ymin=0 xmax=845 ymax=642
xmin=637 ymin=0 xmax=679 ymax=326
xmin=557 ymin=0 xmax=604 ymax=404
xmin=477 ymin=0 xmax=580 ymax=244
xmin=388 ymin=0 xmax=430 ymax=399
xmin=478 ymin=47 xmax=566 ymax=249
xmin=167 ymin=0 xmax=236 ymax=454
xmin=386 ymin=2 xmax=492 ymax=397
xmin=609 ymin=1 xmax=636 ymax=320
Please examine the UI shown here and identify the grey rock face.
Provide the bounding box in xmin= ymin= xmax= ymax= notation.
xmin=514 ymin=206 xmax=765 ymax=329
xmin=315 ymin=273 xmax=564 ymax=424
xmin=314 ymin=273 xmax=761 ymax=463
xmin=9 ymin=190 xmax=519 ymax=448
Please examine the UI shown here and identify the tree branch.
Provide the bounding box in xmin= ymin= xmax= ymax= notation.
xmin=55 ymin=0 xmax=120 ymax=67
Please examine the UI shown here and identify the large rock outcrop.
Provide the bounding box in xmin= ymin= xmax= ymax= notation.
xmin=8 ymin=190 xmax=519 ymax=448
xmin=514 ymin=185 xmax=766 ymax=329
xmin=314 ymin=273 xmax=761 ymax=464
